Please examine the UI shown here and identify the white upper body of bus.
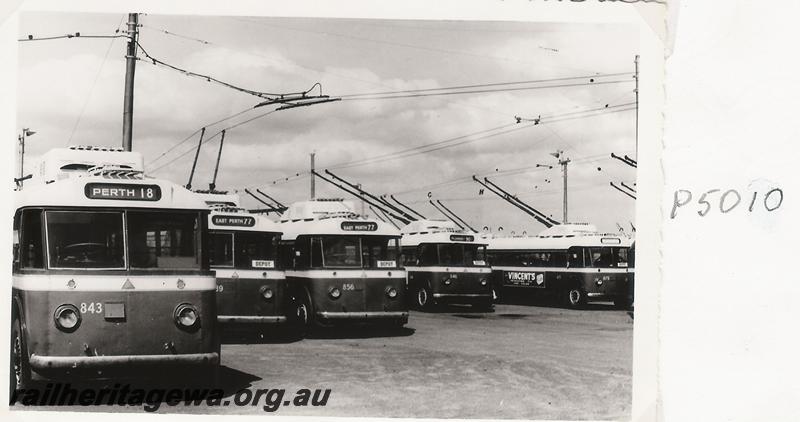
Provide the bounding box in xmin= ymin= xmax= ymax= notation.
xmin=400 ymin=219 xmax=485 ymax=248
xmin=16 ymin=146 xmax=206 ymax=211
xmin=486 ymin=224 xmax=633 ymax=251
xmin=277 ymin=199 xmax=400 ymax=240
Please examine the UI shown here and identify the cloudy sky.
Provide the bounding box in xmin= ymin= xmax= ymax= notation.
xmin=17 ymin=12 xmax=638 ymax=234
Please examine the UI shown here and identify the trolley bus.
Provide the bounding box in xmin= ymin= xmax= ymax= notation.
xmin=400 ymin=220 xmax=493 ymax=311
xmin=277 ymin=199 xmax=408 ymax=328
xmin=199 ymin=192 xmax=298 ymax=334
xmin=11 ymin=146 xmax=220 ymax=391
xmin=487 ymin=224 xmax=633 ymax=308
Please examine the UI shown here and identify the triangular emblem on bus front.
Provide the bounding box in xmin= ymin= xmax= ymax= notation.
xmin=122 ymin=279 xmax=135 ymax=289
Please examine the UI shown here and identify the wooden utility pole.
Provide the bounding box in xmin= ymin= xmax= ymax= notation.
xmin=122 ymin=13 xmax=139 ymax=151
xmin=552 ymin=150 xmax=570 ymax=224
xmin=310 ymin=151 xmax=316 ymax=199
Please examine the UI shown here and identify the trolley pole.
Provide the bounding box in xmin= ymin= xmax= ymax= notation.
xmin=310 ymin=152 xmax=316 ymax=199
xmin=122 ymin=13 xmax=139 ymax=151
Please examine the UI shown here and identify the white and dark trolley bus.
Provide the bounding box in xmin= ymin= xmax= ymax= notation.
xmin=277 ymin=199 xmax=408 ymax=328
xmin=198 ymin=193 xmax=296 ymax=333
xmin=487 ymin=224 xmax=633 ymax=308
xmin=400 ymin=220 xmax=493 ymax=311
xmin=11 ymin=146 xmax=220 ymax=390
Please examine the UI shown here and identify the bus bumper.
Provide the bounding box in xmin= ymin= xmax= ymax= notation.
xmin=432 ymin=293 xmax=492 ymax=304
xmin=316 ymin=311 xmax=408 ymax=323
xmin=29 ymin=352 xmax=220 ymax=372
xmin=218 ymin=315 xmax=287 ymax=324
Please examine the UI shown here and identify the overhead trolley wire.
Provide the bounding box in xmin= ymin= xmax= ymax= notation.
xmin=335 ymin=73 xmax=633 ymax=99
xmin=148 ymin=109 xmax=278 ymax=174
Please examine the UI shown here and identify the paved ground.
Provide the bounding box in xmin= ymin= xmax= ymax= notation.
xmin=13 ymin=303 xmax=633 ymax=420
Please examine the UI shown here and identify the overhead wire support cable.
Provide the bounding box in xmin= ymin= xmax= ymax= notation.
xmin=134 ymin=40 xmax=339 ymax=107
xmin=18 ymin=33 xmax=127 ymax=42
xmin=336 ymin=73 xmax=633 ymax=99
xmin=338 ymin=79 xmax=633 ymax=102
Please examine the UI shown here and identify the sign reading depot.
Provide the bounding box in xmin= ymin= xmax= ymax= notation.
xmin=84 ymin=183 xmax=162 ymax=201
xmin=504 ymin=271 xmax=545 ymax=288
xmin=340 ymin=221 xmax=378 ymax=231
xmin=212 ymin=215 xmax=256 ymax=227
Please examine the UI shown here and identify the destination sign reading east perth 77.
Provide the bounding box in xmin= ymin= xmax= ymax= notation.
xmin=212 ymin=215 xmax=256 ymax=227
xmin=84 ymin=183 xmax=162 ymax=201
xmin=340 ymin=221 xmax=378 ymax=231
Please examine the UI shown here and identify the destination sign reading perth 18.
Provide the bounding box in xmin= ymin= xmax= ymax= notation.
xmin=84 ymin=183 xmax=162 ymax=201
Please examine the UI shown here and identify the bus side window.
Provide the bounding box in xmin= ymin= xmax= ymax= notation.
xmin=567 ymin=247 xmax=583 ymax=268
xmin=20 ymin=209 xmax=44 ymax=269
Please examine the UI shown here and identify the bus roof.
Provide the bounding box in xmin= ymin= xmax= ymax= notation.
xmin=277 ymin=200 xmax=399 ymax=240
xmin=400 ymin=219 xmax=485 ymax=247
xmin=15 ymin=173 xmax=208 ymax=210
xmin=16 ymin=147 xmax=206 ymax=210
xmin=36 ymin=146 xmax=144 ymax=183
xmin=487 ymin=233 xmax=633 ymax=251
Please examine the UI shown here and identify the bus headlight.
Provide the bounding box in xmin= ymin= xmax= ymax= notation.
xmin=259 ymin=286 xmax=274 ymax=300
xmin=385 ymin=287 xmax=398 ymax=299
xmin=54 ymin=304 xmax=81 ymax=331
xmin=174 ymin=304 xmax=199 ymax=328
xmin=480 ymin=279 xmax=488 ymax=286
xmin=329 ymin=287 xmax=341 ymax=299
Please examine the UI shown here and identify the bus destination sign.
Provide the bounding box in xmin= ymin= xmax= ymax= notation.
xmin=450 ymin=234 xmax=475 ymax=242
xmin=212 ymin=215 xmax=256 ymax=227
xmin=341 ymin=221 xmax=378 ymax=232
xmin=84 ymin=183 xmax=162 ymax=201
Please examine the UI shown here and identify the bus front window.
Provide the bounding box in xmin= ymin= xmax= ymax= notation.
xmin=236 ymin=232 xmax=278 ymax=269
xmin=46 ymin=211 xmax=125 ymax=269
xmin=322 ymin=236 xmax=361 ymax=268
xmin=128 ymin=212 xmax=201 ymax=269
xmin=361 ymin=236 xmax=399 ymax=268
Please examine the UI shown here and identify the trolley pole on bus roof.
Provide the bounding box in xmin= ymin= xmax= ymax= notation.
xmin=310 ymin=151 xmax=316 ymax=199
xmin=122 ymin=13 xmax=139 ymax=151
xmin=551 ymin=150 xmax=570 ymax=224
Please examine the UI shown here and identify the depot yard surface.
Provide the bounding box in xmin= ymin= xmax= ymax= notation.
xmin=18 ymin=303 xmax=633 ymax=419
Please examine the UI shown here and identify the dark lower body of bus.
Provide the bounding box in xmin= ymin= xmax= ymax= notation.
xmin=214 ymin=269 xmax=300 ymax=329
xmin=491 ymin=266 xmax=632 ymax=309
xmin=406 ymin=267 xmax=493 ymax=311
xmin=11 ymin=274 xmax=220 ymax=390
xmin=285 ymin=270 xmax=408 ymax=328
